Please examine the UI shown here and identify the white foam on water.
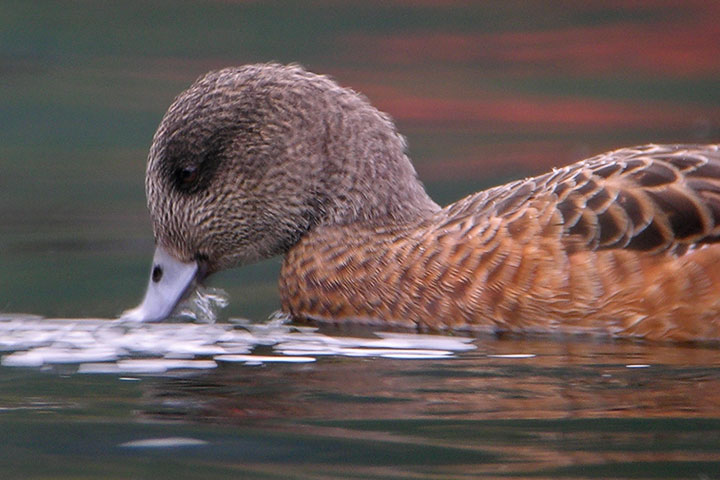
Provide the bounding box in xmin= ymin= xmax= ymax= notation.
xmin=1 ymin=346 xmax=118 ymax=367
xmin=275 ymin=331 xmax=474 ymax=359
xmin=1 ymin=350 xmax=44 ymax=367
xmin=119 ymin=437 xmax=209 ymax=448
xmin=374 ymin=332 xmax=476 ymax=350
xmin=0 ymin=312 xmax=476 ymax=373
xmin=380 ymin=351 xmax=454 ymax=359
xmin=215 ymin=354 xmax=316 ymax=364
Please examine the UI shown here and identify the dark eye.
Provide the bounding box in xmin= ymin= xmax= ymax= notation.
xmin=152 ymin=265 xmax=163 ymax=283
xmin=179 ymin=166 xmax=198 ymax=186
xmin=172 ymin=164 xmax=205 ymax=194
xmin=166 ymin=143 xmax=223 ymax=195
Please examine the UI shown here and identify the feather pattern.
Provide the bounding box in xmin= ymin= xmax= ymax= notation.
xmin=281 ymin=144 xmax=720 ymax=341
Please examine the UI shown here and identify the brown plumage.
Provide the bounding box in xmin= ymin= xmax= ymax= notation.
xmin=282 ymin=144 xmax=720 ymax=340
xmin=141 ymin=63 xmax=720 ymax=341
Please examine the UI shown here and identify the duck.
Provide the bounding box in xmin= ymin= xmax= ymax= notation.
xmin=121 ymin=63 xmax=720 ymax=342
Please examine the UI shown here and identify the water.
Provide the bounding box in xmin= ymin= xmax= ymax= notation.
xmin=1 ymin=323 xmax=719 ymax=478
xmin=3 ymin=1 xmax=720 ymax=478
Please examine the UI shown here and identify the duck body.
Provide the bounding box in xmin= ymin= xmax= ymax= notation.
xmin=123 ymin=63 xmax=720 ymax=342
xmin=281 ymin=144 xmax=720 ymax=341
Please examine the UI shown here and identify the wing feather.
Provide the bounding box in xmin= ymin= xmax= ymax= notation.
xmin=451 ymin=144 xmax=720 ymax=255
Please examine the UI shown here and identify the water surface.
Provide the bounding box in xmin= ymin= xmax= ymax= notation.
xmin=2 ymin=318 xmax=720 ymax=479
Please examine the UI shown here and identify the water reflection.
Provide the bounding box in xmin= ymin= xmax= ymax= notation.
xmin=137 ymin=338 xmax=720 ymax=423
xmin=3 ymin=314 xmax=719 ymax=422
xmin=128 ymin=338 xmax=720 ymax=478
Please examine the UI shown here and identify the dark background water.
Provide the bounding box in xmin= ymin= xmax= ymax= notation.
xmin=1 ymin=1 xmax=720 ymax=478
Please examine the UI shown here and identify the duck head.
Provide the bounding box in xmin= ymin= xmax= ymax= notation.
xmin=122 ymin=63 xmax=437 ymax=322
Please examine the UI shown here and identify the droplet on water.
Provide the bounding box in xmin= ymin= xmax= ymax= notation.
xmin=175 ymin=286 xmax=230 ymax=323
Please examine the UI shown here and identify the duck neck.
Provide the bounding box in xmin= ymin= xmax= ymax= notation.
xmin=313 ymin=115 xmax=440 ymax=228
xmin=322 ymin=158 xmax=439 ymax=228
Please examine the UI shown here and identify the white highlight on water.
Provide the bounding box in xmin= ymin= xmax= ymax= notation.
xmin=0 ymin=311 xmax=476 ymax=373
xmin=215 ymin=354 xmax=316 ymax=364
xmin=119 ymin=437 xmax=209 ymax=448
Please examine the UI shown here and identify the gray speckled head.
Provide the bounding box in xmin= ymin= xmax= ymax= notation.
xmin=146 ymin=63 xmax=438 ymax=274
